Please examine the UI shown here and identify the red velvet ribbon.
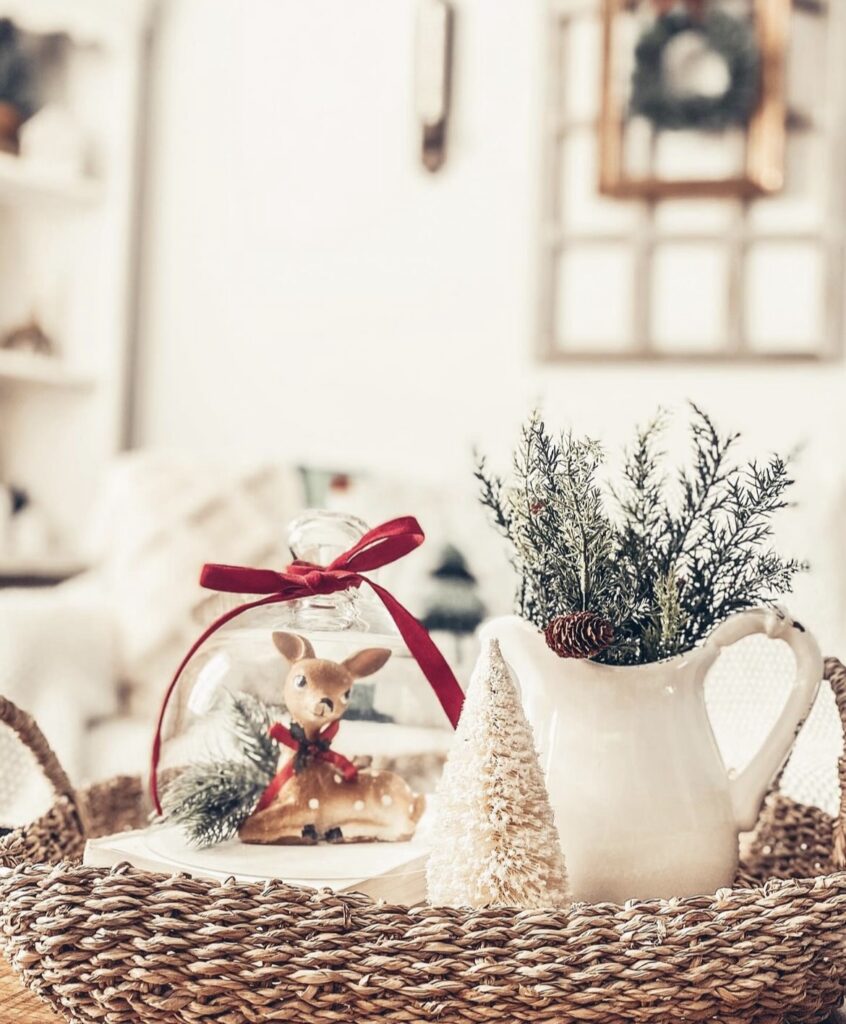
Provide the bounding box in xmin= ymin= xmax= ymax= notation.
xmin=150 ymin=515 xmax=465 ymax=814
xmin=255 ymin=719 xmax=358 ymax=812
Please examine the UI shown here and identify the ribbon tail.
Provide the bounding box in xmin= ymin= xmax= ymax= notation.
xmin=320 ymin=749 xmax=359 ymax=782
xmin=269 ymin=722 xmax=296 ymax=748
xmin=255 ymin=757 xmax=296 ymax=812
xmin=320 ymin=719 xmax=341 ymax=744
xmin=364 ymin=579 xmax=465 ymax=729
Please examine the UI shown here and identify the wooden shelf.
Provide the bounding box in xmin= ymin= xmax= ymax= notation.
xmin=0 ymin=350 xmax=95 ymax=390
xmin=0 ymin=152 xmax=101 ymax=208
xmin=0 ymin=0 xmax=150 ymax=51
xmin=0 ymin=0 xmax=149 ymax=559
xmin=0 ymin=554 xmax=88 ymax=586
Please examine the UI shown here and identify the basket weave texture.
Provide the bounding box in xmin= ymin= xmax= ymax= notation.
xmin=2 ymin=663 xmax=846 ymax=1024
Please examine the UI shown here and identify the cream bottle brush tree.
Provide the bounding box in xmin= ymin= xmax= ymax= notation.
xmin=426 ymin=637 xmax=570 ymax=909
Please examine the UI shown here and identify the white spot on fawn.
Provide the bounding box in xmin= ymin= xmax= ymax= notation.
xmin=308 ymin=798 xmax=320 ymax=810
xmin=333 ymin=775 xmax=342 ymax=784
xmin=381 ymin=794 xmax=393 ymax=807
xmin=354 ymin=799 xmax=365 ymax=811
xmin=409 ymin=803 xmax=415 ymax=815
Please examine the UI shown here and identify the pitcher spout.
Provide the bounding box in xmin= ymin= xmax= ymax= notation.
xmin=479 ymin=615 xmax=548 ymax=682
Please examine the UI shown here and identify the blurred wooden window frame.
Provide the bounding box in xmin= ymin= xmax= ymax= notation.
xmin=598 ymin=0 xmax=791 ymax=199
xmin=537 ymin=0 xmax=846 ymax=363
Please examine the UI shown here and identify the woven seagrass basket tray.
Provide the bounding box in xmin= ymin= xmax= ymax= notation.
xmin=3 ymin=660 xmax=846 ymax=1024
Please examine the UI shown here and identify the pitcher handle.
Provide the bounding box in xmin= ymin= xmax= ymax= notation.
xmin=704 ymin=607 xmax=822 ymax=831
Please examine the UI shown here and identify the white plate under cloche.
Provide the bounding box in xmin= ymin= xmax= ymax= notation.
xmin=85 ymin=823 xmax=431 ymax=891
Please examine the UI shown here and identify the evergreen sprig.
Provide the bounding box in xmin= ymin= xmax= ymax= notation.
xmin=161 ymin=691 xmax=279 ymax=847
xmin=476 ymin=404 xmax=804 ymax=666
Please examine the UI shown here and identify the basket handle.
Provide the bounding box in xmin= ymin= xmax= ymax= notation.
xmin=0 ymin=695 xmax=83 ymax=826
xmin=823 ymin=657 xmax=846 ymax=870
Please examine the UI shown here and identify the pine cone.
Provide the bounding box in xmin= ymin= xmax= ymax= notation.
xmin=544 ymin=612 xmax=615 ymax=659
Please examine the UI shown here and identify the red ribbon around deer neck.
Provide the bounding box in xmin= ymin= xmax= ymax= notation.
xmin=150 ymin=515 xmax=465 ymax=814
xmin=254 ymin=720 xmax=358 ymax=812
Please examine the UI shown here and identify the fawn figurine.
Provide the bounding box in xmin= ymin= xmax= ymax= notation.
xmin=239 ymin=631 xmax=425 ymax=844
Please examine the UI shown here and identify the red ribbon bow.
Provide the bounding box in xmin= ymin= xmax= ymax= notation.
xmin=254 ymin=719 xmax=358 ymax=812
xmin=150 ymin=515 xmax=465 ymax=814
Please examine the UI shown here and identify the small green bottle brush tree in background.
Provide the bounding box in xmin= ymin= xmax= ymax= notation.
xmin=476 ymin=404 xmax=804 ymax=665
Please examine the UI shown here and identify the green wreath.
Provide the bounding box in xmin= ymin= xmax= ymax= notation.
xmin=630 ymin=9 xmax=761 ymax=132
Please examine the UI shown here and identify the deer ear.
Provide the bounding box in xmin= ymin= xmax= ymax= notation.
xmin=272 ymin=632 xmax=315 ymax=663
xmin=342 ymin=647 xmax=392 ymax=679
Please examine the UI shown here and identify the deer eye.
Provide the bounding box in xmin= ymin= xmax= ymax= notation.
xmin=340 ymin=689 xmax=351 ymax=705
xmin=293 ymin=674 xmax=307 ymax=689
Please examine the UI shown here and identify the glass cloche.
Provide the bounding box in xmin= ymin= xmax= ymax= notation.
xmin=152 ymin=509 xmax=460 ymax=854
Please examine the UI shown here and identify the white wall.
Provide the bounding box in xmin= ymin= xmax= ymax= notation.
xmin=135 ymin=0 xmax=846 ymax=625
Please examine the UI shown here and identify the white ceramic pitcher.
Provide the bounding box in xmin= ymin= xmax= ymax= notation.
xmin=482 ymin=609 xmax=822 ymax=903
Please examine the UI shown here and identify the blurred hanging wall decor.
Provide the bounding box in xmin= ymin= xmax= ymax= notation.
xmin=415 ymin=0 xmax=454 ymax=172
xmin=599 ymin=0 xmax=788 ymax=198
xmin=540 ymin=0 xmax=846 ymax=362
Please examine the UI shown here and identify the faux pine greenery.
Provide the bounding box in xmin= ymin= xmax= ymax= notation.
xmin=161 ymin=691 xmax=279 ymax=847
xmin=476 ymin=405 xmax=804 ymax=665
